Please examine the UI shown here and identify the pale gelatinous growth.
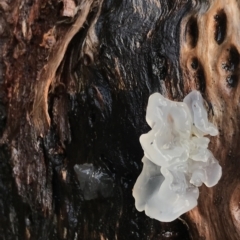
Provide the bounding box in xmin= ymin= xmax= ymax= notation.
xmin=74 ymin=164 xmax=113 ymax=200
xmin=133 ymin=91 xmax=222 ymax=222
xmin=183 ymin=90 xmax=219 ymax=137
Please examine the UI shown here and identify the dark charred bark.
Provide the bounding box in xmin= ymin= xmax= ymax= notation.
xmin=0 ymin=0 xmax=239 ymax=239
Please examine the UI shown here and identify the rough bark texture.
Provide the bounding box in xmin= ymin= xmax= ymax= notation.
xmin=0 ymin=0 xmax=239 ymax=239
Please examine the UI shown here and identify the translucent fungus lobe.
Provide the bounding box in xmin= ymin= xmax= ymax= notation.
xmin=133 ymin=90 xmax=222 ymax=222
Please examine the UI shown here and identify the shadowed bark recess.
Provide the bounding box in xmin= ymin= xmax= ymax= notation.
xmin=1 ymin=0 xmax=239 ymax=239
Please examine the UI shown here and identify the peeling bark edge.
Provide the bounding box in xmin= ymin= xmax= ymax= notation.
xmin=31 ymin=0 xmax=94 ymax=135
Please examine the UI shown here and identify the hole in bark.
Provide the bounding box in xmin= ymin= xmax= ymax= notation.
xmin=229 ymin=46 xmax=239 ymax=70
xmin=222 ymin=46 xmax=239 ymax=73
xmin=186 ymin=16 xmax=199 ymax=48
xmin=226 ymin=75 xmax=238 ymax=88
xmin=214 ymin=9 xmax=227 ymax=45
xmin=195 ymin=62 xmax=206 ymax=92
xmin=191 ymin=57 xmax=199 ymax=70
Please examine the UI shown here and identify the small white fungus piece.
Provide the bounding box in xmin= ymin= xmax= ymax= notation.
xmin=74 ymin=164 xmax=113 ymax=200
xmin=133 ymin=91 xmax=222 ymax=222
xmin=183 ymin=90 xmax=219 ymax=137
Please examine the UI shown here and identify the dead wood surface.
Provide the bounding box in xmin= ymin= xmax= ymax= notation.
xmin=0 ymin=0 xmax=239 ymax=239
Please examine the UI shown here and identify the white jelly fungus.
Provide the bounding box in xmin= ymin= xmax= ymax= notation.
xmin=133 ymin=90 xmax=222 ymax=222
xmin=74 ymin=164 xmax=113 ymax=200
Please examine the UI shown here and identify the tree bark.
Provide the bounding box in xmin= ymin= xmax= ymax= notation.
xmin=0 ymin=0 xmax=239 ymax=239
